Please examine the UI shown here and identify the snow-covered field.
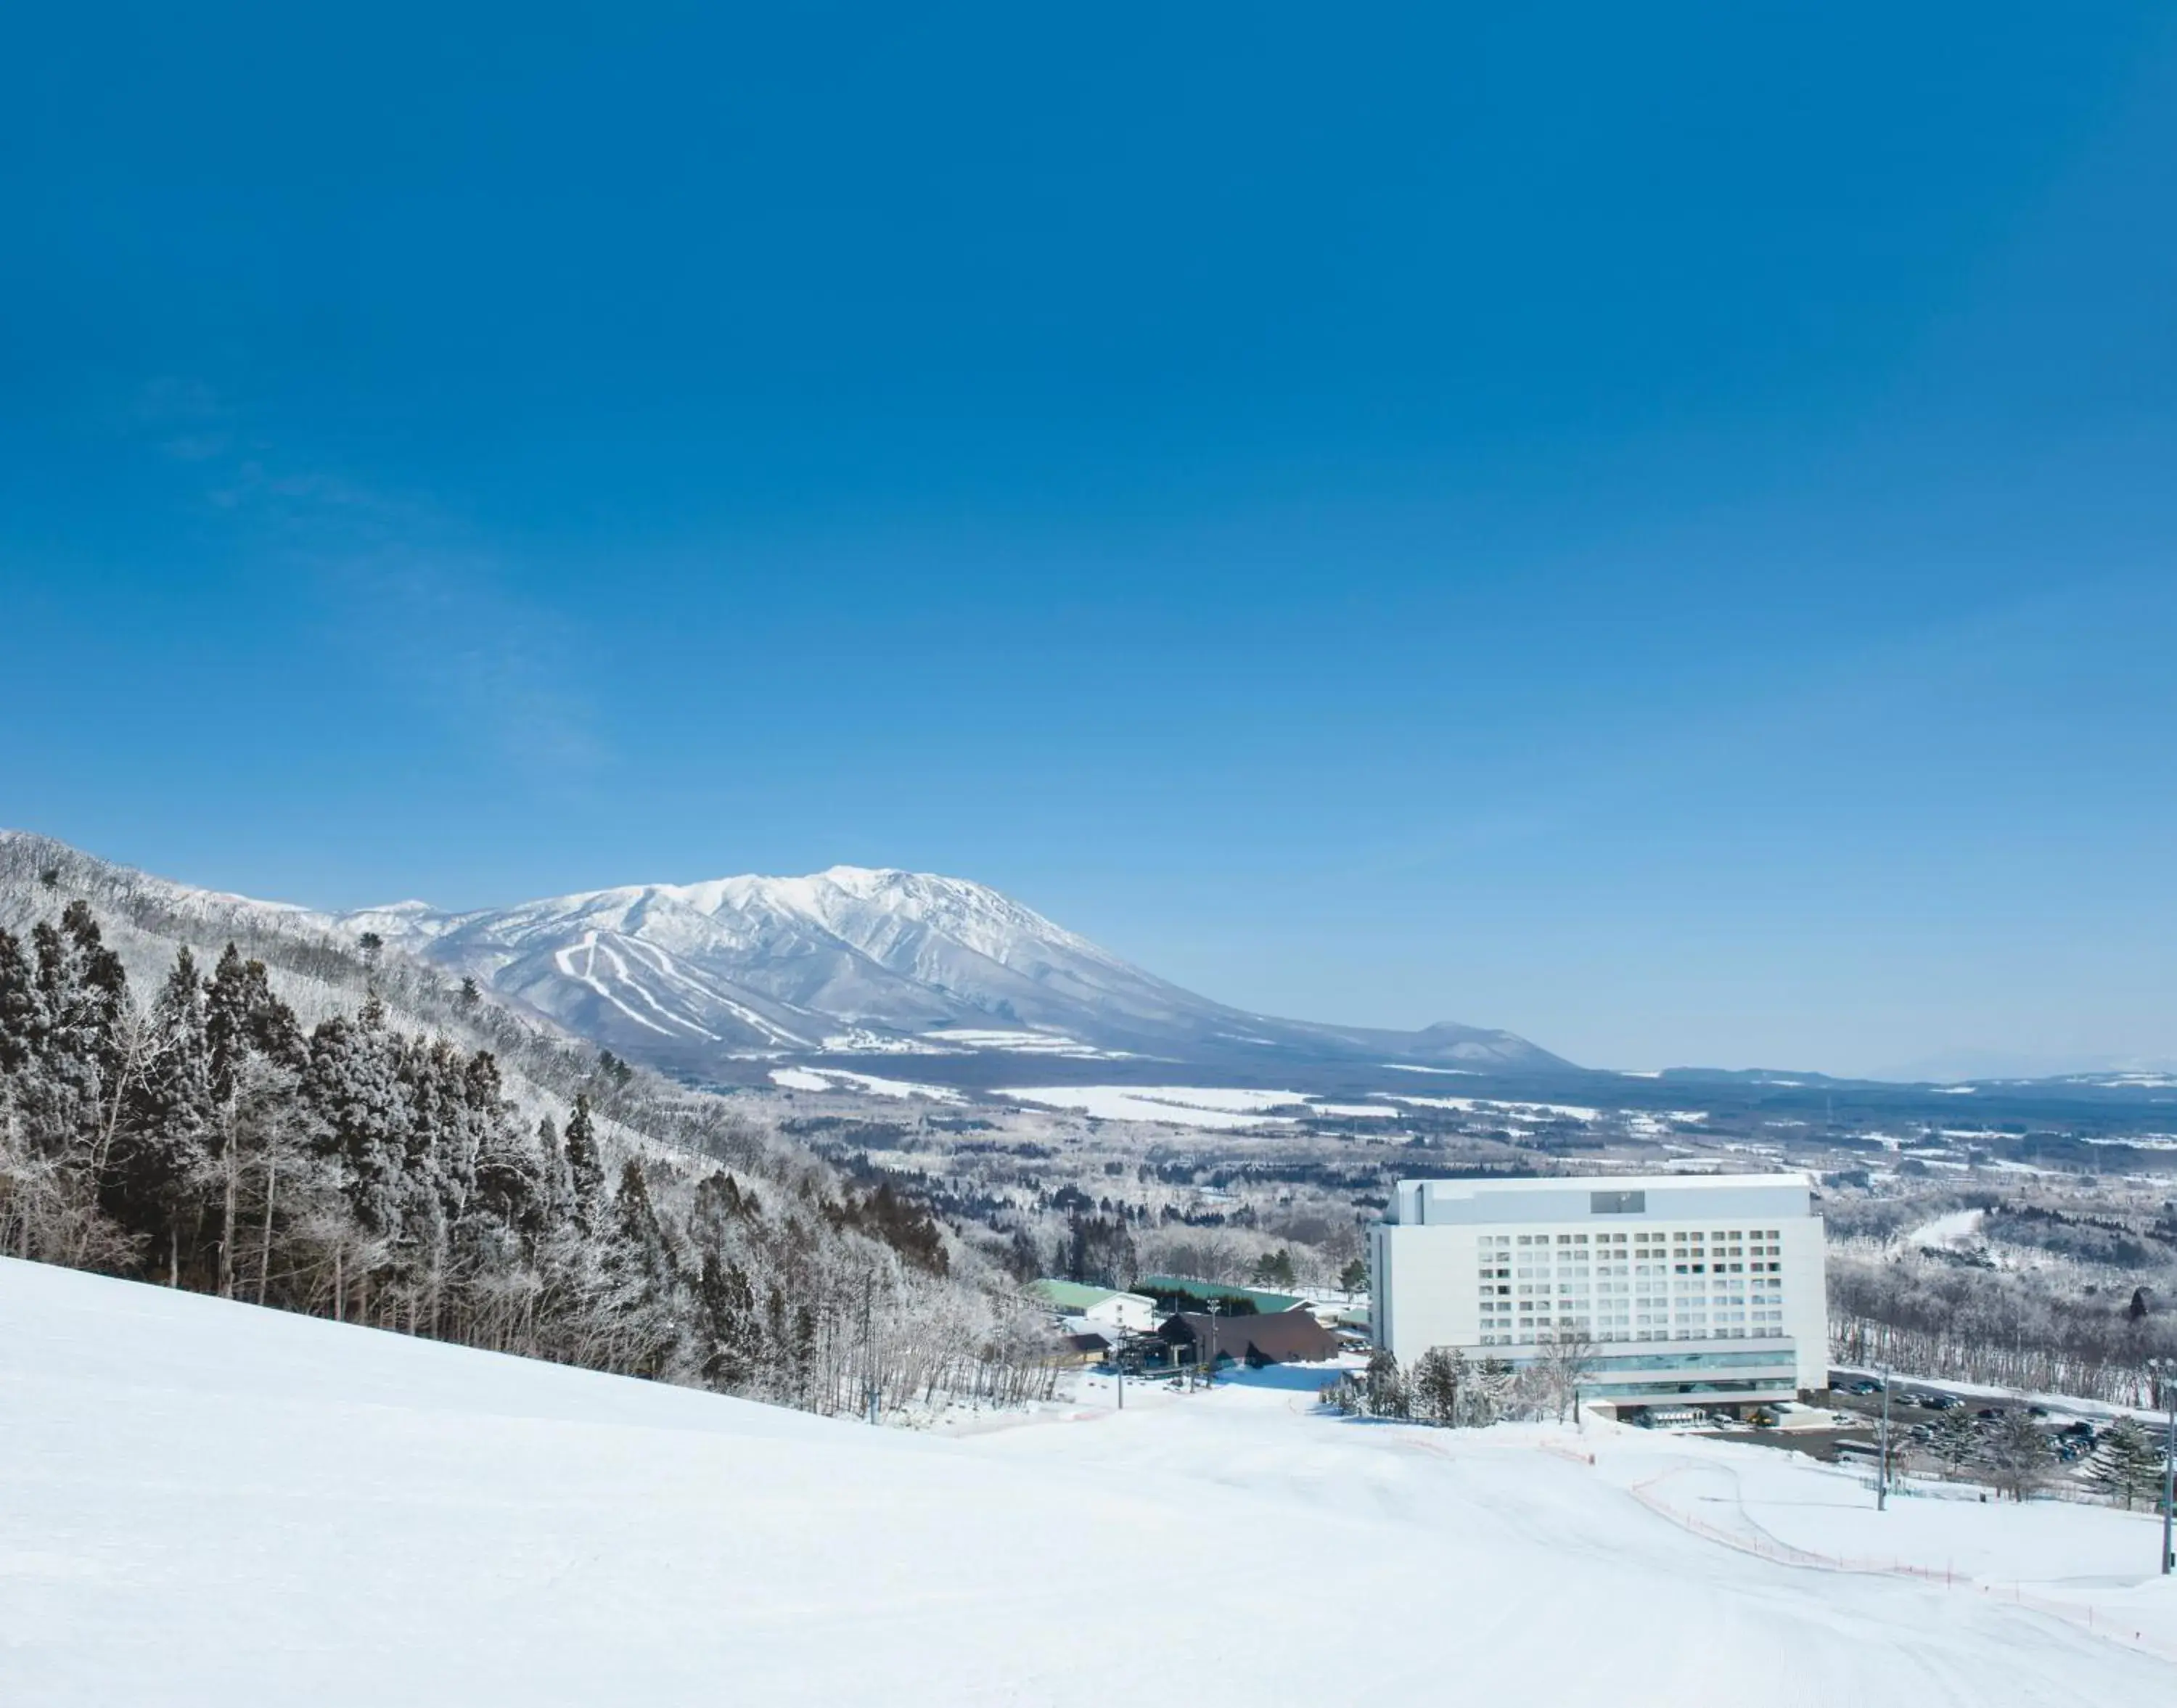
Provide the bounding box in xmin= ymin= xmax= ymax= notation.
xmin=1907 ymin=1207 xmax=1988 ymax=1249
xmin=1390 ymin=1093 xmax=1604 ymax=1120
xmin=1002 ymin=1085 xmax=1307 ymax=1128
xmin=4 ymin=1256 xmax=2174 ymax=1705
xmin=768 ymin=1065 xmax=966 ymax=1101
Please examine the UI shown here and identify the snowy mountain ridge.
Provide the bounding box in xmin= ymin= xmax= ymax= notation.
xmin=0 ymin=832 xmax=1566 ymax=1078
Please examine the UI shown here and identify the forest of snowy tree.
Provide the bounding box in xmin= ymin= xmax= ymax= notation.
xmin=0 ymin=892 xmax=1063 ymax=1419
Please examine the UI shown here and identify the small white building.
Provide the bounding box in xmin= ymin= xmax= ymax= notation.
xmin=1026 ymin=1280 xmax=1160 ymax=1335
xmin=1369 ymin=1173 xmax=1828 ymax=1412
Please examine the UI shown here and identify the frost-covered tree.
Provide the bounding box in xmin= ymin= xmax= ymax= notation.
xmin=109 ymin=949 xmax=214 ymax=1279
xmin=2091 ymin=1418 xmax=2165 ymax=1511
xmin=563 ymin=1095 xmax=607 ymax=1235
xmin=1413 ymin=1346 xmax=1466 ymax=1426
xmin=1926 ymin=1406 xmax=1980 ymax=1478
xmin=0 ymin=899 xmax=1065 ymax=1425
xmin=1365 ymin=1347 xmax=1408 ymax=1418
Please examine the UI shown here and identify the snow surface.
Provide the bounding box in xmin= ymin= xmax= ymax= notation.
xmin=6 ymin=1256 xmax=2176 ymax=1704
xmin=1003 ymin=1085 xmax=1305 ymax=1129
xmin=766 ymin=1066 xmax=964 ymax=1102
xmin=1908 ymin=1207 xmax=1988 ymax=1250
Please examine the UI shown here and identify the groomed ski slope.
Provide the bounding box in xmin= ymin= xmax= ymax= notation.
xmin=3 ymin=1257 xmax=2172 ymax=1706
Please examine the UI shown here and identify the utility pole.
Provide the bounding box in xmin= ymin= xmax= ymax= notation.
xmin=2151 ymin=1357 xmax=2176 ymax=1574
xmin=1877 ymin=1340 xmax=1893 ymax=1514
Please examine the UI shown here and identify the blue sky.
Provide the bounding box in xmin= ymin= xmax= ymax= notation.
xmin=5 ymin=4 xmax=2176 ymax=1077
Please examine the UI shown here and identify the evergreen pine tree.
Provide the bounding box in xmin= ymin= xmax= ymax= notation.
xmin=612 ymin=1159 xmax=676 ymax=1285
xmin=465 ymin=1053 xmax=541 ymax=1241
xmin=110 ymin=948 xmax=216 ymax=1266
xmin=205 ymin=945 xmax=302 ymax=1101
xmin=1927 ymin=1405 xmax=1980 ymax=1478
xmin=1412 ymin=1345 xmax=1466 ymax=1426
xmin=2093 ymin=1418 xmax=2165 ymax=1511
xmin=533 ymin=1114 xmax=570 ymax=1229
xmin=699 ymin=1250 xmax=763 ymax=1390
xmin=563 ymin=1095 xmax=606 ymax=1235
xmin=302 ymin=1009 xmax=409 ymax=1236
xmin=0 ymin=927 xmax=33 ymax=1075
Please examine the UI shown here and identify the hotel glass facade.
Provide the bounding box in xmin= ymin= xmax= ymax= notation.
xmin=1369 ymin=1174 xmax=1827 ymax=1409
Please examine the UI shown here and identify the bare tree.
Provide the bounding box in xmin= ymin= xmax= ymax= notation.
xmin=1980 ymin=1409 xmax=2052 ymax=1503
xmin=1535 ymin=1326 xmax=1599 ymax=1423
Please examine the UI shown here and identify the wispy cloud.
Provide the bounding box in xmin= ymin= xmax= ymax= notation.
xmin=313 ymin=549 xmax=612 ymax=783
xmin=124 ymin=375 xmax=612 ymax=786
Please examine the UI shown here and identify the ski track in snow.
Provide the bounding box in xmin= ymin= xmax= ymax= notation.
xmin=553 ymin=933 xmax=676 ymax=1036
xmin=4 ymin=1257 xmax=2172 ymax=1705
xmin=551 ymin=932 xmax=819 ymax=1049
xmin=595 ymin=937 xmax=723 ymax=1041
xmin=611 ymin=937 xmax=813 ymax=1048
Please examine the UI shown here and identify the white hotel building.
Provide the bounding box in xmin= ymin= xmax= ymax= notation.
xmin=1369 ymin=1174 xmax=1827 ymax=1414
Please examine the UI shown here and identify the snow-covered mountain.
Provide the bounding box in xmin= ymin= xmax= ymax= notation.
xmin=337 ymin=863 xmax=1566 ymax=1075
xmin=0 ymin=832 xmax=1566 ymax=1077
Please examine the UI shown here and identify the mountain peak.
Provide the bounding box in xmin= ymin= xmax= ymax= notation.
xmin=1 ymin=832 xmax=1565 ymax=1078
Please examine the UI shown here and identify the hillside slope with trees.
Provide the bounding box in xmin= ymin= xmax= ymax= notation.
xmin=0 ymin=841 xmax=1059 ymax=1419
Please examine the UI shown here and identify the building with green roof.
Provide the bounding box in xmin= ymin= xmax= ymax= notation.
xmin=1131 ymin=1275 xmax=1312 ymax=1316
xmin=1026 ymin=1279 xmax=1159 ymax=1333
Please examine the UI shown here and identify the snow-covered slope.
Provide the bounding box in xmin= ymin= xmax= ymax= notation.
xmin=0 ymin=832 xmax=1564 ymax=1076
xmin=357 ymin=864 xmax=1562 ymax=1072
xmin=7 ymin=1255 xmax=2171 ymax=1705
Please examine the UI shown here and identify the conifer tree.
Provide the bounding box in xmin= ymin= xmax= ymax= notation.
xmin=2093 ymin=1418 xmax=2165 ymax=1510
xmin=1927 ymin=1405 xmax=1980 ymax=1478
xmin=533 ymin=1114 xmax=570 ymax=1230
xmin=303 ymin=1009 xmax=409 ymax=1236
xmin=466 ymin=1054 xmax=541 ymax=1242
xmin=205 ymin=945 xmax=301 ymax=1101
xmin=110 ymin=948 xmax=216 ymax=1277
xmin=699 ymin=1250 xmax=763 ymax=1390
xmin=1412 ymin=1345 xmax=1466 ymax=1426
xmin=563 ymin=1095 xmax=606 ymax=1234
xmin=0 ymin=927 xmax=33 ymax=1075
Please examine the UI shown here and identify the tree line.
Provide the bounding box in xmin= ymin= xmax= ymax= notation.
xmin=1829 ymin=1242 xmax=2177 ymax=1410
xmin=1327 ymin=1333 xmax=1598 ymax=1427
xmin=0 ymin=901 xmax=1062 ymax=1418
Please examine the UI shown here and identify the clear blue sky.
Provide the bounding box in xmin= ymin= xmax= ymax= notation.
xmin=5 ymin=4 xmax=2175 ymax=1078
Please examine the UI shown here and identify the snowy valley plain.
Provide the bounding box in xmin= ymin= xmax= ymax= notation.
xmin=7 ymin=1254 xmax=2174 ymax=1706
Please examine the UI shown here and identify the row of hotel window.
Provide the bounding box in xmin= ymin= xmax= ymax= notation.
xmin=1464 ymin=1233 xmax=1790 ymax=1346
xmin=1469 ymin=1318 xmax=1789 ymax=1345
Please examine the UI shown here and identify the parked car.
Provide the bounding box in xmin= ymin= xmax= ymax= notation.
xmin=1847 ymin=1379 xmax=1882 ymax=1396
